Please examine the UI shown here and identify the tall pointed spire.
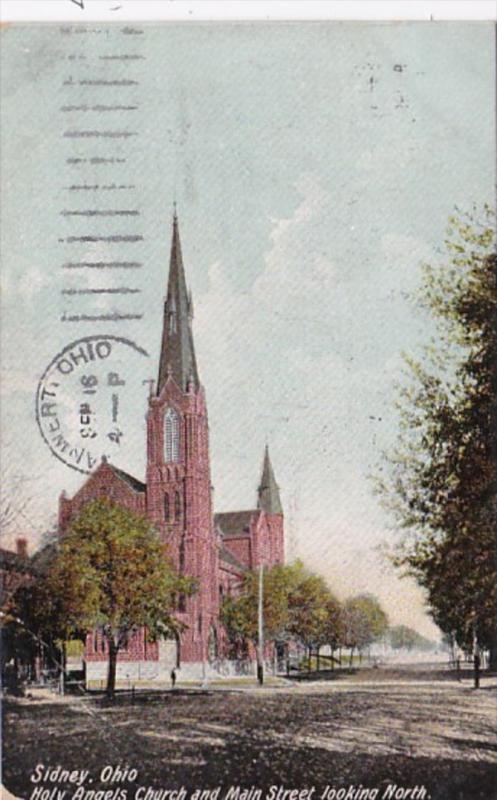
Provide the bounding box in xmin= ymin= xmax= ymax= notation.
xmin=257 ymin=445 xmax=283 ymax=515
xmin=157 ymin=211 xmax=199 ymax=394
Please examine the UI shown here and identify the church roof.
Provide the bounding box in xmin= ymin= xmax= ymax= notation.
xmin=157 ymin=213 xmax=199 ymax=394
xmin=106 ymin=463 xmax=146 ymax=493
xmin=257 ymin=445 xmax=283 ymax=515
xmin=214 ymin=510 xmax=258 ymax=538
xmin=219 ymin=546 xmax=246 ymax=572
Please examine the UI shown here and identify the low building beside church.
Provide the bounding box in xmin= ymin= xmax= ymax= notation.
xmin=58 ymin=215 xmax=285 ymax=682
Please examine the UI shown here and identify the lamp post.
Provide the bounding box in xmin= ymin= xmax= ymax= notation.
xmin=257 ymin=563 xmax=264 ymax=685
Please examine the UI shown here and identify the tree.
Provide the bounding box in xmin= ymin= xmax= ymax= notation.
xmin=377 ymin=206 xmax=497 ymax=667
xmin=286 ymin=564 xmax=333 ymax=669
xmin=221 ymin=560 xmax=339 ymax=671
xmin=0 ymin=465 xmax=36 ymax=536
xmin=2 ymin=538 xmax=90 ymax=690
xmin=41 ymin=500 xmax=194 ymax=698
xmin=221 ymin=563 xmax=291 ymax=656
xmin=316 ymin=594 xmax=344 ymax=669
xmin=389 ymin=624 xmax=434 ymax=652
xmin=341 ymin=594 xmax=388 ymax=665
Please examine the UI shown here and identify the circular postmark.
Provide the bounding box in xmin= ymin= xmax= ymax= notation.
xmin=36 ymin=335 xmax=149 ymax=474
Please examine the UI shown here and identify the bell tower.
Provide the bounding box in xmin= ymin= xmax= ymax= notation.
xmin=146 ymin=212 xmax=219 ymax=665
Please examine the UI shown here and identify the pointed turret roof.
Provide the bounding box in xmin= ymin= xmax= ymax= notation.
xmin=257 ymin=445 xmax=283 ymax=515
xmin=157 ymin=212 xmax=199 ymax=394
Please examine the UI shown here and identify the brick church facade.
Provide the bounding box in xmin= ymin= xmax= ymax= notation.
xmin=58 ymin=215 xmax=285 ymax=681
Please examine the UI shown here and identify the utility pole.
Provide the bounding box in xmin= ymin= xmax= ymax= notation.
xmin=473 ymin=627 xmax=481 ymax=690
xmin=257 ymin=563 xmax=264 ymax=686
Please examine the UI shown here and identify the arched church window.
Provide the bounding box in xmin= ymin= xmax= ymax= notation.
xmin=164 ymin=493 xmax=170 ymax=522
xmin=164 ymin=407 xmax=180 ymax=462
xmin=174 ymin=491 xmax=182 ymax=520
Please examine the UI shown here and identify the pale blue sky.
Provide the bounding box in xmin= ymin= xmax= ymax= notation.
xmin=1 ymin=22 xmax=495 ymax=636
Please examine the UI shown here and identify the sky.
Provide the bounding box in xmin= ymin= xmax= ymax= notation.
xmin=1 ymin=21 xmax=495 ymax=639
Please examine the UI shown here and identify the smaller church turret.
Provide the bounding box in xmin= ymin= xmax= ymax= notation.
xmin=257 ymin=445 xmax=283 ymax=515
xmin=254 ymin=445 xmax=284 ymax=566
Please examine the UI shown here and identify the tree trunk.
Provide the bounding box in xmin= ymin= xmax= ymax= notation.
xmin=59 ymin=642 xmax=67 ymax=696
xmin=106 ymin=638 xmax=118 ymax=699
xmin=316 ymin=646 xmax=320 ymax=673
xmin=349 ymin=646 xmax=354 ymax=667
xmin=474 ymin=651 xmax=481 ymax=689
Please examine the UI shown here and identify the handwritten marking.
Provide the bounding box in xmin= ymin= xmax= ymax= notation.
xmin=60 ymin=27 xmax=103 ymax=35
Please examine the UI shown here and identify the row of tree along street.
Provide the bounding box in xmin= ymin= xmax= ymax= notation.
xmin=220 ymin=560 xmax=390 ymax=671
xmin=376 ymin=206 xmax=497 ymax=676
xmin=3 ymin=501 xmax=395 ymax=698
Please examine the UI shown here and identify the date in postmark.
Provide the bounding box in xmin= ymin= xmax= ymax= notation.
xmin=36 ymin=335 xmax=148 ymax=474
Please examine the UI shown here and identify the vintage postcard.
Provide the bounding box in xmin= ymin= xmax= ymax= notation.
xmin=1 ymin=4 xmax=496 ymax=800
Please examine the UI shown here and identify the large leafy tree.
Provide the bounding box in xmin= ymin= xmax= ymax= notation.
xmin=3 ymin=543 xmax=81 ymax=681
xmin=41 ymin=500 xmax=194 ymax=697
xmin=377 ymin=206 xmax=497 ymax=662
xmin=286 ymin=565 xmax=334 ymax=661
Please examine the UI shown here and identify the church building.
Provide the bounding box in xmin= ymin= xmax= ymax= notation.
xmin=58 ymin=214 xmax=285 ymax=682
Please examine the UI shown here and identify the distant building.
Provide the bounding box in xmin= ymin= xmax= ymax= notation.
xmin=58 ymin=215 xmax=285 ymax=681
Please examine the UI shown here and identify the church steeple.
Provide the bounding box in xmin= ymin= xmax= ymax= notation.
xmin=257 ymin=445 xmax=283 ymax=515
xmin=157 ymin=212 xmax=199 ymax=395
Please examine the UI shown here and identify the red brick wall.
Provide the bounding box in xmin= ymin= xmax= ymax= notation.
xmin=59 ymin=462 xmax=146 ymax=536
xmin=85 ymin=628 xmax=158 ymax=662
